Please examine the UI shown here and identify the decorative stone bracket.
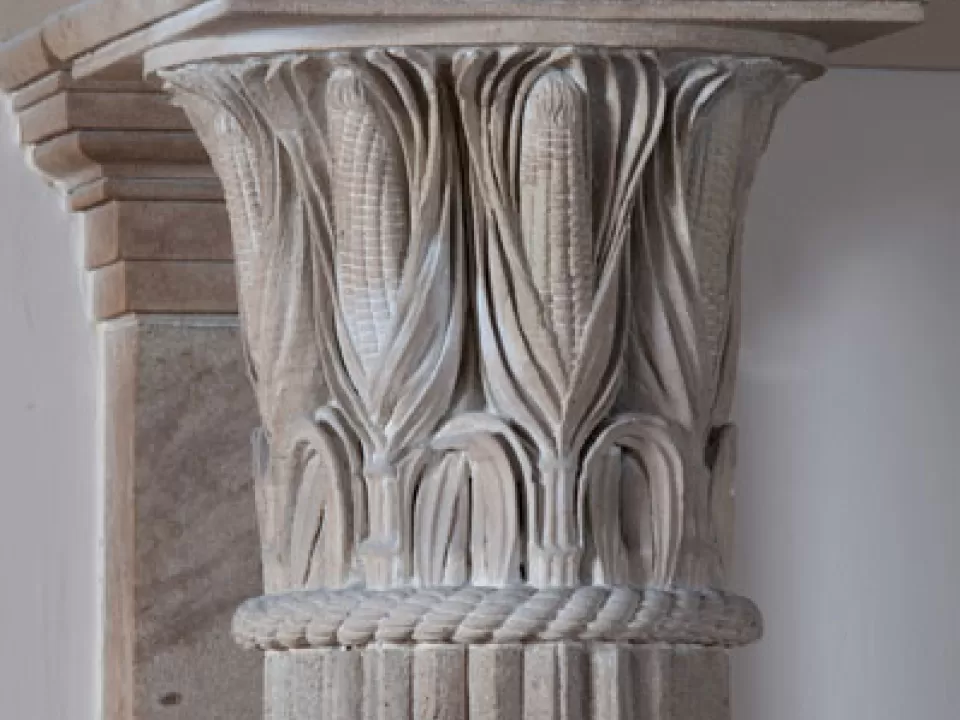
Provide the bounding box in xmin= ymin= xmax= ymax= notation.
xmin=0 ymin=2 xmax=923 ymax=719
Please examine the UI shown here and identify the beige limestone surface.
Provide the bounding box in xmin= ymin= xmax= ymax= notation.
xmin=102 ymin=315 xmax=262 ymax=720
xmin=0 ymin=0 xmax=72 ymax=42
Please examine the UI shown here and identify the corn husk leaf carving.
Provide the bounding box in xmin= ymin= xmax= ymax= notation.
xmin=288 ymin=417 xmax=355 ymax=589
xmin=324 ymin=51 xmax=466 ymax=587
xmin=165 ymin=50 xmax=465 ymax=590
xmin=456 ymin=48 xmax=664 ymax=585
xmin=619 ymin=453 xmax=656 ymax=583
xmin=413 ymin=453 xmax=470 ymax=587
xmin=430 ymin=413 xmax=532 ymax=586
xmin=166 ymin=51 xmax=801 ymax=595
xmin=166 ymin=61 xmax=335 ymax=592
xmin=627 ymin=59 xmax=802 ymax=584
xmin=707 ymin=423 xmax=737 ymax=581
xmin=580 ymin=414 xmax=685 ymax=586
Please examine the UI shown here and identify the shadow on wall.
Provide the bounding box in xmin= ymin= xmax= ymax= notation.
xmin=734 ymin=69 xmax=960 ymax=720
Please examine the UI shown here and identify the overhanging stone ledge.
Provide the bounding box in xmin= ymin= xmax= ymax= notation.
xmin=0 ymin=0 xmax=925 ymax=93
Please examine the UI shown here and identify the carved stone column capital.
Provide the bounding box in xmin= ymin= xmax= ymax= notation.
xmin=162 ymin=46 xmax=799 ymax=591
xmin=155 ymin=40 xmax=792 ymax=718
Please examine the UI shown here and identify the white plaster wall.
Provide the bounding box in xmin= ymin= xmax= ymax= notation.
xmin=734 ymin=69 xmax=960 ymax=720
xmin=0 ymin=101 xmax=99 ymax=719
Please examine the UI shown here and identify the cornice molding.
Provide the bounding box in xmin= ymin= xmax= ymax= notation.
xmin=0 ymin=0 xmax=924 ymax=93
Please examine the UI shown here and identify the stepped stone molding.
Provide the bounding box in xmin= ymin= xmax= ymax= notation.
xmin=11 ymin=69 xmax=217 ymax=210
xmin=7 ymin=66 xmax=236 ymax=319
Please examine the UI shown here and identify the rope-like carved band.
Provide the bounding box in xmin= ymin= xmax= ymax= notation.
xmin=233 ymin=586 xmax=762 ymax=650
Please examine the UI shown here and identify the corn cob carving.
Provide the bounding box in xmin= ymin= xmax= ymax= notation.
xmin=455 ymin=49 xmax=669 ymax=587
xmin=520 ymin=70 xmax=594 ymax=373
xmin=327 ymin=68 xmax=409 ymax=377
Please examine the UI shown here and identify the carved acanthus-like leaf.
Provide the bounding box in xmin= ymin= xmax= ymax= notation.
xmin=431 ymin=413 xmax=530 ymax=586
xmin=692 ymin=66 xmax=803 ymax=427
xmin=707 ymin=423 xmax=737 ymax=583
xmin=164 ymin=63 xmax=335 ymax=592
xmin=288 ymin=418 xmax=354 ymax=590
xmin=328 ymin=51 xmax=467 ymax=587
xmin=623 ymin=59 xmax=801 ymax=585
xmin=586 ymin=446 xmax=628 ymax=585
xmin=250 ymin=428 xmax=286 ymax=590
xmin=620 ymin=453 xmax=656 ymax=584
xmin=456 ymin=49 xmax=662 ymax=451
xmin=628 ymin=63 xmax=725 ymax=433
xmin=338 ymin=51 xmax=465 ymax=463
xmin=414 ymin=453 xmax=470 ymax=587
xmin=165 ymin=51 xmax=466 ymax=590
xmin=580 ymin=414 xmax=684 ymax=586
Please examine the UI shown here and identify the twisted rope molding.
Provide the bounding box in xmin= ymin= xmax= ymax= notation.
xmin=233 ymin=586 xmax=762 ymax=650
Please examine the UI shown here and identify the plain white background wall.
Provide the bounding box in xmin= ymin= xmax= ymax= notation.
xmin=0 ymin=69 xmax=959 ymax=720
xmin=0 ymin=103 xmax=99 ymax=718
xmin=734 ymin=69 xmax=960 ymax=720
